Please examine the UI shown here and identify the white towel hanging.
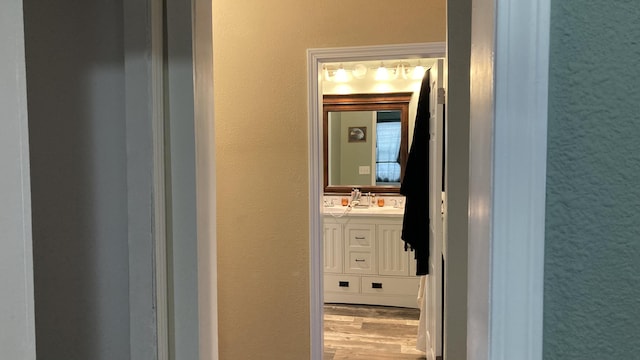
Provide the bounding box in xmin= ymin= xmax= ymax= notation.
xmin=416 ymin=275 xmax=427 ymax=352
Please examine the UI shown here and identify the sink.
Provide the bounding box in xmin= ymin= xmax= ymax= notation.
xmin=322 ymin=205 xmax=404 ymax=217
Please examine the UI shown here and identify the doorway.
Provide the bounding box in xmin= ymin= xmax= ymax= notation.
xmin=307 ymin=42 xmax=446 ymax=359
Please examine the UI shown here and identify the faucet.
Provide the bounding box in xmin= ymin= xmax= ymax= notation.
xmin=350 ymin=188 xmax=361 ymax=206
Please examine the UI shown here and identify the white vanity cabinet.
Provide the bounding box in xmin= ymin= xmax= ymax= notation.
xmin=323 ymin=215 xmax=420 ymax=308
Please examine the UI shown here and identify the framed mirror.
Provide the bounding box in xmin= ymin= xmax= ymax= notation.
xmin=323 ymin=92 xmax=412 ymax=194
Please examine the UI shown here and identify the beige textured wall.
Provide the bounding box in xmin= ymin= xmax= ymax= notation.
xmin=212 ymin=1 xmax=445 ymax=358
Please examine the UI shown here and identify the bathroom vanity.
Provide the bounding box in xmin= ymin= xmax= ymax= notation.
xmin=323 ymin=206 xmax=420 ymax=309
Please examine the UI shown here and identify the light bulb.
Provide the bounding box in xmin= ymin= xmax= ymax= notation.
xmin=375 ymin=64 xmax=390 ymax=81
xmin=411 ymin=65 xmax=426 ymax=80
xmin=352 ymin=64 xmax=367 ymax=79
xmin=334 ymin=66 xmax=348 ymax=82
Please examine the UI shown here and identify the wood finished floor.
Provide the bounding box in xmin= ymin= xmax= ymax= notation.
xmin=324 ymin=304 xmax=426 ymax=360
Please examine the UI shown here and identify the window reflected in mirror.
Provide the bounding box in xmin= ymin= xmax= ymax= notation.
xmin=375 ymin=111 xmax=401 ymax=185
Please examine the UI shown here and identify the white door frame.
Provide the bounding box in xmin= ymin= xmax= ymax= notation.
xmin=466 ymin=0 xmax=549 ymax=359
xmin=123 ymin=0 xmax=170 ymax=358
xmin=0 ymin=0 xmax=36 ymax=358
xmin=307 ymin=42 xmax=446 ymax=359
xmin=192 ymin=0 xmax=218 ymax=357
xmin=154 ymin=0 xmax=218 ymax=358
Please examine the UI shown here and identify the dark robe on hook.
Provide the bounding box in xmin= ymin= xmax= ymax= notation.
xmin=401 ymin=70 xmax=430 ymax=276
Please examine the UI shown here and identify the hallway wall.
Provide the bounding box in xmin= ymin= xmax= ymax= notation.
xmin=544 ymin=1 xmax=640 ymax=358
xmin=23 ymin=0 xmax=131 ymax=358
xmin=212 ymin=1 xmax=445 ymax=358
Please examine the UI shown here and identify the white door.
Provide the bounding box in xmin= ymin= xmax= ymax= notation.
xmin=425 ymin=59 xmax=444 ymax=360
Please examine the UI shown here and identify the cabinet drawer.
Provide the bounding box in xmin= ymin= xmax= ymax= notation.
xmin=344 ymin=225 xmax=374 ymax=248
xmin=345 ymin=251 xmax=375 ymax=274
xmin=324 ymin=274 xmax=360 ymax=293
xmin=361 ymin=276 xmax=420 ymax=296
xmin=344 ymin=224 xmax=376 ymax=275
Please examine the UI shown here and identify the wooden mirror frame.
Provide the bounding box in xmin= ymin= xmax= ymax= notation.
xmin=323 ymin=92 xmax=412 ymax=194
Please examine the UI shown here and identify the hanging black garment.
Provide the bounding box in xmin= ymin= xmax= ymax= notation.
xmin=401 ymin=71 xmax=430 ymax=276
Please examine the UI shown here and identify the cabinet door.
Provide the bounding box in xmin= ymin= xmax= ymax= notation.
xmin=377 ymin=224 xmax=410 ymax=276
xmin=323 ymin=223 xmax=343 ymax=273
xmin=344 ymin=224 xmax=376 ymax=274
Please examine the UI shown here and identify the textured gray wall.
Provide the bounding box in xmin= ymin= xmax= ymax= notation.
xmin=23 ymin=0 xmax=131 ymax=358
xmin=544 ymin=1 xmax=640 ymax=358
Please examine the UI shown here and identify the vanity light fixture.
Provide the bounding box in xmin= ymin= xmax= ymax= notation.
xmin=322 ymin=61 xmax=428 ymax=82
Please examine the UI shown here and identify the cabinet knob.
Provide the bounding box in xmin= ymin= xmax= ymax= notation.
xmin=339 ymin=281 xmax=349 ymax=287
xmin=372 ymin=282 xmax=383 ymax=289
xmin=355 ymin=259 xmax=365 ymax=262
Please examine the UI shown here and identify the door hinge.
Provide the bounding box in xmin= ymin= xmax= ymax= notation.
xmin=437 ymin=87 xmax=445 ymax=104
